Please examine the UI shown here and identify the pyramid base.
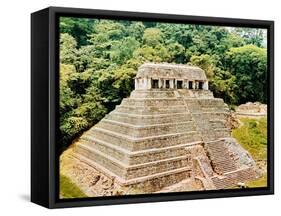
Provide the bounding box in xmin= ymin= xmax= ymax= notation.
xmin=72 ymin=152 xmax=195 ymax=193
xmin=60 ymin=139 xmax=258 ymax=198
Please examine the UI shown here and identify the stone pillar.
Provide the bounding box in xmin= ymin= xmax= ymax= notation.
xmin=192 ymin=81 xmax=196 ymax=89
xmin=143 ymin=77 xmax=148 ymax=89
xmin=135 ymin=78 xmax=139 ymax=90
xmin=163 ymin=79 xmax=166 ymax=88
xmin=138 ymin=79 xmax=142 ymax=89
xmin=203 ymin=81 xmax=208 ymax=90
xmin=170 ymin=79 xmax=175 ymax=89
xmin=147 ymin=78 xmax=152 ymax=89
xmin=159 ymin=78 xmax=163 ymax=88
xmin=184 ymin=79 xmax=187 ymax=89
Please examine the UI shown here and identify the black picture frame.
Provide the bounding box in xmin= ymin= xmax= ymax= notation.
xmin=31 ymin=6 xmax=274 ymax=209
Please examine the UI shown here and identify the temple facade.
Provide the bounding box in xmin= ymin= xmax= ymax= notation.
xmin=135 ymin=63 xmax=209 ymax=90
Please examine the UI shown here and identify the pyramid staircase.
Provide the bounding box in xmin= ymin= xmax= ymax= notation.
xmin=74 ymin=90 xmax=204 ymax=191
xmin=73 ymin=89 xmax=256 ymax=192
xmin=205 ymin=140 xmax=237 ymax=174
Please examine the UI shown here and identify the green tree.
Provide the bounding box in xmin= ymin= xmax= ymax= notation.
xmin=225 ymin=44 xmax=267 ymax=104
xmin=167 ymin=42 xmax=186 ymax=63
xmin=127 ymin=22 xmax=145 ymax=41
xmin=60 ymin=17 xmax=95 ymax=47
xmin=190 ymin=54 xmax=217 ymax=78
xmin=133 ymin=45 xmax=170 ymax=63
xmin=109 ymin=37 xmax=140 ymax=64
xmin=143 ymin=28 xmax=163 ymax=47
xmin=59 ymin=64 xmax=107 ymax=150
xmin=231 ymin=28 xmax=266 ymax=47
xmin=60 ymin=33 xmax=77 ymax=65
xmin=87 ymin=20 xmax=126 ymax=59
xmin=210 ymin=69 xmax=238 ymax=104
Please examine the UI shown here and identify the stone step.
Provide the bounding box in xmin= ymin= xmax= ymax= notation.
xmin=191 ymin=112 xmax=229 ymax=119
xmin=211 ymin=177 xmax=232 ymax=189
xmin=197 ymin=98 xmax=226 ymax=106
xmin=190 ymin=90 xmax=214 ymax=98
xmin=97 ymin=119 xmax=197 ymax=137
xmin=210 ymin=157 xmax=233 ymax=163
xmin=184 ymin=97 xmax=222 ymax=102
xmin=73 ymin=152 xmax=192 ymax=192
xmin=209 ymin=119 xmax=226 ymax=128
xmin=227 ymin=169 xmax=256 ymax=182
xmin=214 ymin=129 xmax=231 ymax=138
xmin=115 ymin=105 xmax=188 ymax=115
xmin=206 ymin=148 xmax=229 ymax=154
xmin=201 ymin=128 xmax=231 ymax=140
xmin=209 ymin=119 xmax=226 ymax=123
xmin=106 ymin=111 xmax=192 ymax=125
xmin=80 ymin=136 xmax=202 ymax=165
xmin=176 ymin=89 xmax=213 ymax=98
xmin=206 ymin=140 xmax=224 ymax=146
xmin=121 ymin=98 xmax=185 ymax=107
xmin=211 ymin=168 xmax=256 ymax=189
xmin=127 ymin=156 xmax=191 ymax=180
xmin=208 ymin=155 xmax=235 ymax=162
xmin=74 ymin=145 xmax=191 ymax=180
xmin=79 ymin=140 xmax=130 ymax=164
xmin=123 ymin=167 xmax=192 ymax=191
xmin=202 ymin=129 xmax=223 ymax=137
xmin=213 ymin=165 xmax=237 ymax=174
xmin=210 ymin=155 xmax=235 ymax=161
xmin=130 ymin=90 xmax=214 ymax=99
xmin=110 ymin=112 xmax=191 ymax=118
xmin=130 ymin=90 xmax=176 ymax=99
xmin=205 ymin=144 xmax=226 ymax=150
xmin=205 ymin=141 xmax=237 ymax=174
xmin=191 ymin=109 xmax=229 ymax=115
xmin=88 ymin=127 xmax=202 ymax=151
xmin=201 ymin=108 xmax=229 ymax=113
xmin=206 ymin=146 xmax=228 ymax=154
xmin=208 ymin=153 xmax=231 ymax=159
xmin=210 ymin=162 xmax=236 ymax=174
xmin=184 ymin=99 xmax=229 ymax=114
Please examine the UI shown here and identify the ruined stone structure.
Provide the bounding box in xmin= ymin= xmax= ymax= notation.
xmin=135 ymin=63 xmax=209 ymax=90
xmin=236 ymin=102 xmax=267 ymax=118
xmin=72 ymin=63 xmax=257 ymax=193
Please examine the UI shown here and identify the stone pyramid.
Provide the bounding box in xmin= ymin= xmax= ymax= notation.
xmin=73 ymin=63 xmax=257 ymax=193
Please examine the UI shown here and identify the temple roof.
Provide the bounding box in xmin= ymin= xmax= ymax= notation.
xmin=136 ymin=63 xmax=207 ymax=80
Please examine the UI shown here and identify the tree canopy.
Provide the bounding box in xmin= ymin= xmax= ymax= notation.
xmin=59 ymin=17 xmax=267 ymax=150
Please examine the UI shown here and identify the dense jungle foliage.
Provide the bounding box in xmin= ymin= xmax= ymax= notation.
xmin=59 ymin=17 xmax=267 ymax=150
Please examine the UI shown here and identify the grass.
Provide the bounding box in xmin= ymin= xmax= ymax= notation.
xmin=232 ymin=117 xmax=267 ymax=188
xmin=232 ymin=117 xmax=267 ymax=161
xmin=246 ymin=174 xmax=267 ymax=188
xmin=60 ymin=174 xmax=87 ymax=199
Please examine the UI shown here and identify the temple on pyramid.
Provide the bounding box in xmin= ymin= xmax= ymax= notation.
xmin=72 ymin=63 xmax=257 ymax=193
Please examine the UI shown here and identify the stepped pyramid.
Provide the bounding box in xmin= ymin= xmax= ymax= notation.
xmin=73 ymin=63 xmax=257 ymax=193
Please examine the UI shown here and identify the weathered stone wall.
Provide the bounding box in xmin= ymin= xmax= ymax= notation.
xmin=236 ymin=102 xmax=267 ymax=117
